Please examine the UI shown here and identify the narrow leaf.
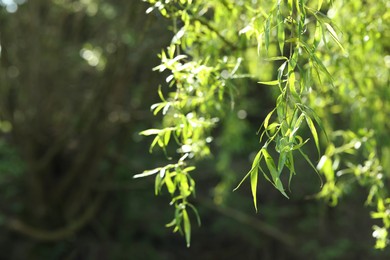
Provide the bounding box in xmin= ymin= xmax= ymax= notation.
xmin=133 ymin=167 xmax=161 ymax=179
xmin=149 ymin=135 xmax=160 ymax=152
xmin=299 ymin=104 xmax=329 ymax=141
xmin=262 ymin=148 xmax=278 ymax=181
xmin=187 ymin=203 xmax=201 ymax=226
xmin=264 ymin=56 xmax=288 ymax=61
xmin=165 ymin=171 xmax=176 ymax=194
xmin=182 ymin=209 xmax=191 ymax=247
xmin=155 ymin=173 xmax=162 ymax=195
xmin=313 ymin=21 xmax=322 ymax=49
xmin=234 ymin=150 xmax=262 ymax=191
xmin=318 ymin=0 xmax=323 ymax=10
xmin=250 ymin=166 xmax=259 ymax=212
xmin=324 ymin=22 xmax=346 ymax=53
xmin=278 ymin=152 xmax=287 ymax=174
xmin=258 ymin=80 xmax=280 ymax=86
xmin=275 ymin=178 xmax=289 ymax=198
xmin=164 ymin=130 xmax=171 ymax=146
xmin=286 ymin=151 xmax=295 ymax=190
xmin=158 ymin=85 xmax=166 ymax=101
xmin=140 ymin=129 xmax=161 ymax=136
xmin=264 ymin=108 xmax=276 ymax=129
xmin=305 ymin=116 xmax=320 ymax=157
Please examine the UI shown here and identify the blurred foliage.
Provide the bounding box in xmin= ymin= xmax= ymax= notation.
xmin=0 ymin=0 xmax=389 ymax=259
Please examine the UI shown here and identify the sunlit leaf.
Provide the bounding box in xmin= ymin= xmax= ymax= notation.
xmin=318 ymin=0 xmax=323 ymax=10
xmin=164 ymin=130 xmax=171 ymax=146
xmin=262 ymin=148 xmax=278 ymax=181
xmin=324 ymin=22 xmax=346 ymax=54
xmin=305 ymin=116 xmax=320 ymax=157
xmin=264 ymin=108 xmax=276 ymax=129
xmin=139 ymin=129 xmax=161 ymax=136
xmin=133 ymin=167 xmax=161 ymax=179
xmin=264 ymin=56 xmax=288 ymax=61
xmin=250 ymin=166 xmax=259 ymax=212
xmin=165 ymin=171 xmax=176 ymax=194
xmin=259 ymin=80 xmax=286 ymax=86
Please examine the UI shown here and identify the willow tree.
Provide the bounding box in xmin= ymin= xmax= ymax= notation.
xmin=138 ymin=0 xmax=390 ymax=249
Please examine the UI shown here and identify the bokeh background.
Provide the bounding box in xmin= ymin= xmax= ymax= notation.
xmin=0 ymin=1 xmax=389 ymax=259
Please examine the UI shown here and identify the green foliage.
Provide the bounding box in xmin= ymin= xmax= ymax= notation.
xmin=141 ymin=0 xmax=390 ymax=249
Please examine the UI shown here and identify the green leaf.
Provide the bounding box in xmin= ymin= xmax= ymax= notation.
xmin=291 ymin=136 xmax=309 ymax=150
xmin=264 ymin=108 xmax=276 ymax=129
xmin=187 ymin=203 xmax=201 ymax=226
xmin=262 ymin=148 xmax=278 ymax=181
xmin=164 ymin=130 xmax=171 ymax=146
xmin=182 ymin=209 xmax=191 ymax=247
xmin=168 ymin=44 xmax=175 ymax=58
xmin=250 ymin=166 xmax=259 ymax=212
xmin=311 ymin=52 xmax=333 ymax=81
xmin=165 ymin=171 xmax=176 ymax=195
xmin=264 ymin=56 xmax=288 ymax=61
xmin=318 ymin=0 xmax=323 ymax=10
xmin=278 ymin=61 xmax=287 ymax=81
xmin=305 ymin=116 xmax=320 ymax=157
xmin=133 ymin=167 xmax=161 ymax=179
xmin=275 ymin=178 xmax=289 ymax=198
xmin=149 ymin=135 xmax=160 ymax=152
xmin=286 ymin=151 xmax=295 ymax=190
xmin=288 ymin=71 xmax=299 ymax=100
xmin=183 ymin=166 xmax=196 ymax=173
xmin=290 ymin=113 xmax=305 ymax=137
xmin=158 ymin=85 xmax=166 ymax=101
xmin=324 ymin=22 xmax=346 ymax=54
xmin=140 ymin=129 xmax=161 ymax=136
xmin=258 ymin=80 xmax=280 ymax=86
xmin=278 ymin=152 xmax=287 ymax=174
xmin=299 ymin=104 xmax=329 ymax=141
xmin=155 ymin=172 xmax=163 ymax=195
xmin=234 ymin=150 xmax=262 ymax=192
xmin=288 ymin=49 xmax=298 ymax=70
xmin=313 ymin=21 xmax=322 ymax=49
xmin=151 ymin=102 xmax=167 ymax=115
xmin=249 ymin=150 xmax=263 ymax=211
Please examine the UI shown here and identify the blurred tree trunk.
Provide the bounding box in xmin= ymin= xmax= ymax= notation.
xmin=0 ymin=0 xmax=168 ymax=240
